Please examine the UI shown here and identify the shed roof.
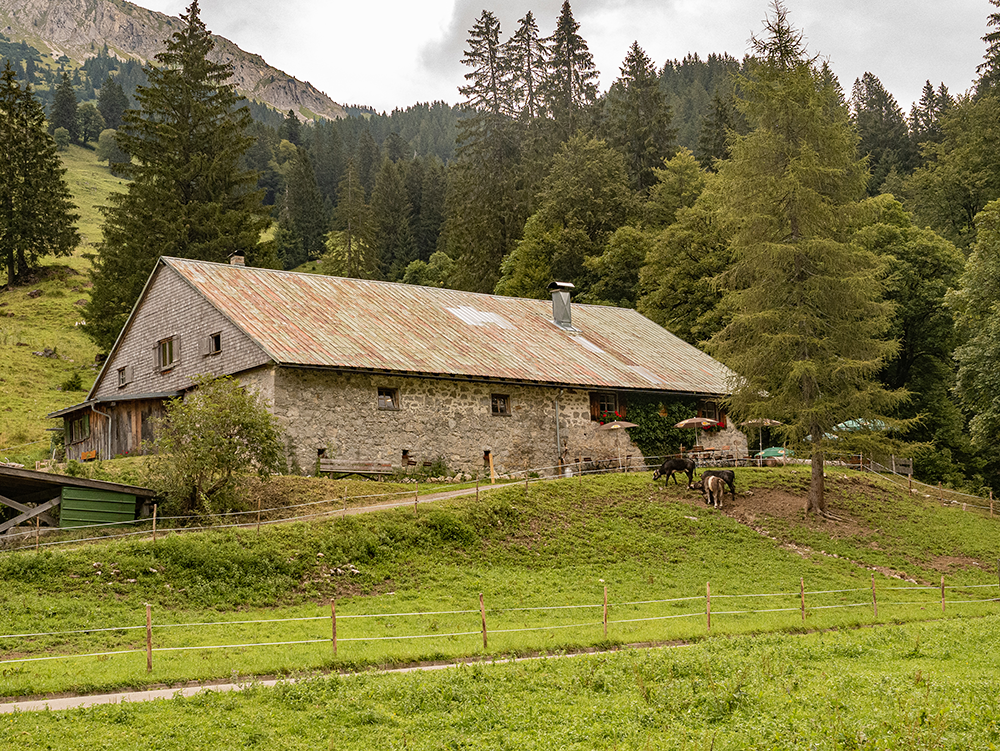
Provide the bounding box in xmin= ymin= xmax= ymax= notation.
xmin=162 ymin=258 xmax=734 ymax=395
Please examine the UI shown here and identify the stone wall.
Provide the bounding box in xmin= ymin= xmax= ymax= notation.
xmin=270 ymin=368 xmax=645 ymax=477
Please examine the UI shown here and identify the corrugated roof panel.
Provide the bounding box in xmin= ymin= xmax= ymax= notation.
xmin=165 ymin=258 xmax=734 ymax=394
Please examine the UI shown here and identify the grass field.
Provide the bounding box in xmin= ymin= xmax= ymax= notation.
xmin=4 ymin=607 xmax=1000 ymax=748
xmin=1 ymin=469 xmax=997 ymax=704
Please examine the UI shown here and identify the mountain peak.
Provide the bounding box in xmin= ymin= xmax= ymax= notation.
xmin=0 ymin=0 xmax=346 ymax=120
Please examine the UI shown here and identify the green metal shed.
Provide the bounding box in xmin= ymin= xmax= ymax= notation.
xmin=60 ymin=487 xmax=138 ymax=528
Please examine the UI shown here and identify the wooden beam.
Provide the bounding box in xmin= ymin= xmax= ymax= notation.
xmin=0 ymin=492 xmax=57 ymax=528
xmin=0 ymin=497 xmax=61 ymax=535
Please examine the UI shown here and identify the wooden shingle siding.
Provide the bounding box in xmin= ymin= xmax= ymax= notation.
xmin=91 ymin=266 xmax=271 ymax=400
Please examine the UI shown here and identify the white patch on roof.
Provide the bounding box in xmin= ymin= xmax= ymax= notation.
xmin=445 ymin=306 xmax=514 ymax=329
xmin=628 ymin=365 xmax=664 ymax=385
xmin=571 ymin=336 xmax=605 ymax=355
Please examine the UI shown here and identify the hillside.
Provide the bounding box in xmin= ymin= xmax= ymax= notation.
xmin=1 ymin=468 xmax=997 ymax=700
xmin=0 ymin=0 xmax=346 ymax=120
xmin=0 ymin=145 xmax=112 ymax=464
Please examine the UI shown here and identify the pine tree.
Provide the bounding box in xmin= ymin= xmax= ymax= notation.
xmin=707 ymin=2 xmax=901 ymax=515
xmin=0 ymin=62 xmax=79 ymax=287
xmin=51 ymin=72 xmax=79 ymax=143
xmin=542 ymin=1 xmax=599 ymax=139
xmin=84 ymin=1 xmax=269 ymax=352
xmin=604 ymin=42 xmax=676 ymax=191
xmin=97 ymin=75 xmax=128 ymax=130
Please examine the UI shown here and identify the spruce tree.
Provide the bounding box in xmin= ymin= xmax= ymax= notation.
xmin=97 ymin=75 xmax=128 ymax=130
xmin=84 ymin=1 xmax=268 ymax=352
xmin=324 ymin=159 xmax=376 ymax=279
xmin=370 ymin=157 xmax=414 ymax=281
xmin=604 ymin=42 xmax=676 ymax=191
xmin=976 ymin=0 xmax=1000 ymax=97
xmin=277 ymin=146 xmax=327 ymax=268
xmin=51 ymin=72 xmax=79 ymax=143
xmin=695 ymin=93 xmax=737 ymax=169
xmin=707 ymin=2 xmax=901 ymax=515
xmin=850 ymin=72 xmax=914 ymax=194
xmin=0 ymin=62 xmax=79 ymax=287
xmin=505 ymin=12 xmax=547 ymax=120
xmin=542 ymin=1 xmax=599 ymax=139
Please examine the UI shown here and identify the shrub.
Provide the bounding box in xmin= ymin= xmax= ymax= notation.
xmin=149 ymin=374 xmax=285 ymax=517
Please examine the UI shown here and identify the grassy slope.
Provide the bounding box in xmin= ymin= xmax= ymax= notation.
xmin=0 ymin=145 xmax=122 ymax=463
xmin=1 ymin=468 xmax=998 ymax=699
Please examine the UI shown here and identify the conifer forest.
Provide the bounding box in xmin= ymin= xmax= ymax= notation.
xmin=5 ymin=0 xmax=1000 ymax=492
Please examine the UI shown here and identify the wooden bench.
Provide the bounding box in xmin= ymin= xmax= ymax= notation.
xmin=318 ymin=459 xmax=394 ymax=480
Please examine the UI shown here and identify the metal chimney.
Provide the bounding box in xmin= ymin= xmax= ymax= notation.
xmin=229 ymin=250 xmax=245 ymax=267
xmin=548 ymin=281 xmax=575 ymax=329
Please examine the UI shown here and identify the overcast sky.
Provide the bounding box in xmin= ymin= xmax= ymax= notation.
xmin=133 ymin=0 xmax=990 ymax=114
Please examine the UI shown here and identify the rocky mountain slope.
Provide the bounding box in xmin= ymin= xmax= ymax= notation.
xmin=0 ymin=0 xmax=346 ymax=119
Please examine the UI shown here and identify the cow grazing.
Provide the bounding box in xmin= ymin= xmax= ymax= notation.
xmin=652 ymin=457 xmax=696 ymax=486
xmin=704 ymin=475 xmax=725 ymax=508
xmin=689 ymin=469 xmax=736 ymax=501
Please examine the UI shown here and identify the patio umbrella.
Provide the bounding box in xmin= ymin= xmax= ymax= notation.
xmin=739 ymin=418 xmax=783 ymax=464
xmin=597 ymin=420 xmax=639 ymax=470
xmin=674 ymin=417 xmax=719 ymax=450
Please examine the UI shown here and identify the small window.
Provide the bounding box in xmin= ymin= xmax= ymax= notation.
xmin=157 ymin=336 xmax=177 ymax=371
xmin=69 ymin=413 xmax=90 ymax=444
xmin=491 ymin=394 xmax=511 ymax=416
xmin=203 ymin=332 xmax=222 ymax=356
xmin=377 ymin=387 xmax=399 ymax=410
xmin=117 ymin=365 xmax=132 ymax=388
xmin=590 ymin=391 xmax=620 ymax=422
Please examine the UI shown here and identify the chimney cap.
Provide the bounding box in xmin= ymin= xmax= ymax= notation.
xmin=229 ymin=250 xmax=246 ymax=266
xmin=548 ymin=281 xmax=575 ymax=291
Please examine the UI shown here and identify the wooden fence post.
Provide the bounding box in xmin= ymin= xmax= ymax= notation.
xmin=35 ymin=516 xmax=39 ymax=552
xmin=525 ymin=475 xmax=529 ymax=499
xmin=342 ymin=489 xmax=347 ymax=519
xmin=479 ymin=593 xmax=487 ymax=650
xmin=706 ymin=582 xmax=712 ymax=632
xmin=476 ymin=477 xmax=479 ymax=503
xmin=256 ymin=497 xmax=262 ymax=533
xmin=145 ymin=603 xmax=153 ymax=673
xmin=603 ymin=586 xmax=608 ymax=639
xmin=800 ymin=577 xmax=805 ymax=623
xmin=871 ymin=574 xmax=878 ymax=619
xmin=990 ymin=489 xmax=994 ymax=518
xmin=941 ymin=576 xmax=946 ymax=613
xmin=414 ymin=482 xmax=419 ymax=516
xmin=152 ymin=503 xmax=157 ymax=546
xmin=331 ymin=599 xmax=337 ymax=656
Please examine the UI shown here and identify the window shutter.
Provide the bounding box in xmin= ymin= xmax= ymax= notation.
xmin=125 ymin=364 xmax=133 ymax=384
xmin=589 ymin=392 xmax=600 ymax=421
xmin=174 ymin=335 xmax=181 ymax=364
xmin=199 ymin=336 xmax=208 ymax=357
xmin=618 ymin=393 xmax=627 ymax=419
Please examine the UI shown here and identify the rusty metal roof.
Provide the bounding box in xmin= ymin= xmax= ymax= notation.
xmin=164 ymin=257 xmax=734 ymax=395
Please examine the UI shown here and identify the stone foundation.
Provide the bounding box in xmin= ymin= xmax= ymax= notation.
xmin=264 ymin=368 xmax=645 ymax=477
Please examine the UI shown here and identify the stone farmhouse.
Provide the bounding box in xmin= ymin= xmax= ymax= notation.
xmin=52 ymin=257 xmax=745 ymax=476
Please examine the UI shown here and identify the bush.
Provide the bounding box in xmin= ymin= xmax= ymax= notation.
xmin=149 ymin=374 xmax=286 ymax=517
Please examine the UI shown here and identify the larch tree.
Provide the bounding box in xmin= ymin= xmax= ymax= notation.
xmin=83 ymin=0 xmax=269 ymax=352
xmin=604 ymin=42 xmax=676 ymax=192
xmin=0 ymin=61 xmax=79 ymax=287
xmin=706 ymin=2 xmax=902 ymax=516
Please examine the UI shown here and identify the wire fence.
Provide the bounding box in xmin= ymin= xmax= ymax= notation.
xmin=1 ymin=575 xmax=997 ymax=670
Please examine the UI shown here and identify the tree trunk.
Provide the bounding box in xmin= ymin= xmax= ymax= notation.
xmin=808 ymin=447 xmax=825 ymax=515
